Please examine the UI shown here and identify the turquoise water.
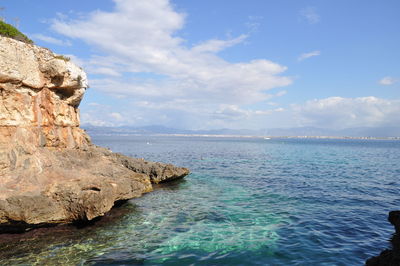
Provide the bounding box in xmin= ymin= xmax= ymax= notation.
xmin=1 ymin=136 xmax=400 ymax=265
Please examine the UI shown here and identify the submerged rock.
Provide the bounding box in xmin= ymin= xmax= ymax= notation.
xmin=366 ymin=211 xmax=400 ymax=265
xmin=0 ymin=36 xmax=189 ymax=233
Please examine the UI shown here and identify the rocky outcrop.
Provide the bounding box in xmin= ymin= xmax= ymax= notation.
xmin=0 ymin=36 xmax=89 ymax=149
xmin=366 ymin=211 xmax=400 ymax=265
xmin=0 ymin=36 xmax=189 ymax=232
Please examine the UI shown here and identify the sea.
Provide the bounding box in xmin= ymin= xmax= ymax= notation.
xmin=1 ymin=135 xmax=399 ymax=265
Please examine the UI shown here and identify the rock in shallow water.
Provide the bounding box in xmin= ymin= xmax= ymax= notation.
xmin=0 ymin=36 xmax=189 ymax=233
xmin=366 ymin=211 xmax=400 ymax=266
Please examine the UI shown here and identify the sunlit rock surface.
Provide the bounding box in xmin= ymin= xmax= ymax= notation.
xmin=0 ymin=36 xmax=189 ymax=232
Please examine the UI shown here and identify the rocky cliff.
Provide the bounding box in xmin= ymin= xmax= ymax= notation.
xmin=0 ymin=36 xmax=189 ymax=232
xmin=0 ymin=36 xmax=89 ymax=149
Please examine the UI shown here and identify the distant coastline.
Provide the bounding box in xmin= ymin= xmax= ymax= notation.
xmin=83 ymin=125 xmax=400 ymax=140
xmin=155 ymin=134 xmax=400 ymax=140
xmin=86 ymin=132 xmax=400 ymax=140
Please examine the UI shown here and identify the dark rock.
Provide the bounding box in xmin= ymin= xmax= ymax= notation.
xmin=366 ymin=211 xmax=400 ymax=265
xmin=112 ymin=152 xmax=190 ymax=184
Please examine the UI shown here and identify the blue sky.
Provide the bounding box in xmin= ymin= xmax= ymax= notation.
xmin=2 ymin=0 xmax=399 ymax=129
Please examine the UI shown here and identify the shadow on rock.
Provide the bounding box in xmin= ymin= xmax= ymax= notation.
xmin=152 ymin=176 xmax=188 ymax=192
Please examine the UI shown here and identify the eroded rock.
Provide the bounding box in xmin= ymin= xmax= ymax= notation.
xmin=0 ymin=36 xmax=189 ymax=232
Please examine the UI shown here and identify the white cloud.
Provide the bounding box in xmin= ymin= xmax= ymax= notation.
xmin=294 ymin=96 xmax=400 ymax=129
xmin=299 ymin=7 xmax=320 ymax=24
xmin=80 ymin=113 xmax=112 ymax=127
xmin=80 ymin=103 xmax=142 ymax=127
xmin=50 ymin=0 xmax=291 ymax=119
xmin=192 ymin=34 xmax=247 ymax=53
xmin=275 ymin=90 xmax=287 ymax=97
xmin=298 ymin=50 xmax=320 ymax=61
xmin=90 ymin=67 xmax=122 ymax=77
xmin=379 ymin=76 xmax=397 ymax=85
xmin=31 ymin=33 xmax=71 ymax=46
xmin=80 ymin=94 xmax=400 ymax=130
xmin=212 ymin=105 xmax=283 ymax=121
xmin=110 ymin=112 xmax=123 ymax=121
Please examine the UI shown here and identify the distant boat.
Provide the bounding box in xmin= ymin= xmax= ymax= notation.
xmin=264 ymin=137 xmax=271 ymax=140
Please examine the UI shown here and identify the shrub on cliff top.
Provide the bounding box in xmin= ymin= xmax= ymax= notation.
xmin=54 ymin=55 xmax=71 ymax=62
xmin=0 ymin=20 xmax=33 ymax=44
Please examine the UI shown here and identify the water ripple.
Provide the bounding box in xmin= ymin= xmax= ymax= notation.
xmin=0 ymin=137 xmax=399 ymax=265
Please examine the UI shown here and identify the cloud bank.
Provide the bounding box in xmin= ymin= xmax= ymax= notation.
xmin=294 ymin=97 xmax=400 ymax=129
xmin=47 ymin=0 xmax=398 ymax=131
xmin=50 ymin=0 xmax=291 ymax=124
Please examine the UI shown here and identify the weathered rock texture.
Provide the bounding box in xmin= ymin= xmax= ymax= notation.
xmin=366 ymin=211 xmax=400 ymax=265
xmin=0 ymin=36 xmax=189 ymax=232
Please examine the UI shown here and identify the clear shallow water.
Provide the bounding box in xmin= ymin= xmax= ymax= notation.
xmin=1 ymin=136 xmax=400 ymax=265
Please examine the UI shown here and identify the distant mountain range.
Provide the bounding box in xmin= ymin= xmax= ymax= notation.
xmin=82 ymin=125 xmax=400 ymax=138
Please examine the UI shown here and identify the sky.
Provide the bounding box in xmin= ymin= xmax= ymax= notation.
xmin=2 ymin=0 xmax=399 ymax=130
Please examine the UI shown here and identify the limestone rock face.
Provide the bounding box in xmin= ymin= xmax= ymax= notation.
xmin=0 ymin=37 xmax=189 ymax=232
xmin=0 ymin=37 xmax=89 ymax=149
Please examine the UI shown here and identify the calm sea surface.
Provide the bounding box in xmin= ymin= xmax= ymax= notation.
xmin=1 ymin=136 xmax=400 ymax=265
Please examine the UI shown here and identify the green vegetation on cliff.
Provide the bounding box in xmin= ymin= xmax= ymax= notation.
xmin=54 ymin=55 xmax=71 ymax=62
xmin=0 ymin=20 xmax=32 ymax=44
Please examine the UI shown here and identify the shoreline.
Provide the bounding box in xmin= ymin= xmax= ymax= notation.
xmin=87 ymin=133 xmax=400 ymax=140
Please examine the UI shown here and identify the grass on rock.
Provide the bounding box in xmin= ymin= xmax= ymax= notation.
xmin=0 ymin=20 xmax=33 ymax=44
